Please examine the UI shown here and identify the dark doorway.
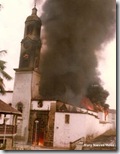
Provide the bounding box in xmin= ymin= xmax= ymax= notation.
xmin=32 ymin=111 xmax=49 ymax=146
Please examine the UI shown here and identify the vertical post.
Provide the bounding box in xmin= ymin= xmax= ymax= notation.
xmin=35 ymin=120 xmax=39 ymax=145
xmin=12 ymin=115 xmax=15 ymax=148
xmin=14 ymin=118 xmax=20 ymax=150
xmin=3 ymin=117 xmax=9 ymax=146
xmin=3 ymin=123 xmax=7 ymax=145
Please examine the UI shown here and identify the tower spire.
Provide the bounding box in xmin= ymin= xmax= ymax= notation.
xmin=34 ymin=0 xmax=37 ymax=8
xmin=32 ymin=0 xmax=37 ymax=15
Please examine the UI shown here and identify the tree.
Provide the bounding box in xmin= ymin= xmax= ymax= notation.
xmin=0 ymin=50 xmax=12 ymax=94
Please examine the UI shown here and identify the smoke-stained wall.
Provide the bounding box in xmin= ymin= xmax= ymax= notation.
xmin=39 ymin=0 xmax=116 ymax=105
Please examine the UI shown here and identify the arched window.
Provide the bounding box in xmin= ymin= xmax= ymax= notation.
xmin=26 ymin=25 xmax=33 ymax=35
xmin=37 ymin=100 xmax=43 ymax=108
xmin=16 ymin=102 xmax=23 ymax=113
xmin=36 ymin=26 xmax=40 ymax=36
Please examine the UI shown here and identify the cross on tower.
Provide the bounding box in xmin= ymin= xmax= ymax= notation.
xmin=34 ymin=0 xmax=37 ymax=8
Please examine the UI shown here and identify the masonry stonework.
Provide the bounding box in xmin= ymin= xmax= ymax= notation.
xmin=45 ymin=103 xmax=56 ymax=147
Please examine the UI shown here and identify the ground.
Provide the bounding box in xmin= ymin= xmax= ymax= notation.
xmin=4 ymin=129 xmax=116 ymax=151
xmin=82 ymin=129 xmax=116 ymax=151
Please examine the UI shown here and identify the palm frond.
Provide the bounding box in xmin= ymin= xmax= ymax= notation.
xmin=0 ymin=86 xmax=6 ymax=95
xmin=0 ymin=68 xmax=12 ymax=80
xmin=0 ymin=60 xmax=6 ymax=70
xmin=0 ymin=77 xmax=5 ymax=95
xmin=0 ymin=50 xmax=11 ymax=95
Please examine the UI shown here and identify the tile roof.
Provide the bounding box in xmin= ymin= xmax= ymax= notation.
xmin=0 ymin=99 xmax=21 ymax=115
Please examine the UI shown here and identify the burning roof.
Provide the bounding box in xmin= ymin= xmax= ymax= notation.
xmin=80 ymin=97 xmax=110 ymax=115
xmin=80 ymin=97 xmax=94 ymax=111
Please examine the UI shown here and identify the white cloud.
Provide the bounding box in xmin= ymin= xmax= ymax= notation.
xmin=98 ymin=39 xmax=116 ymax=109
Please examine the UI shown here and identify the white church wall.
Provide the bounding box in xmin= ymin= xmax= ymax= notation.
xmin=98 ymin=111 xmax=109 ymax=122
xmin=87 ymin=110 xmax=98 ymax=116
xmin=12 ymin=71 xmax=32 ymax=142
xmin=80 ymin=108 xmax=87 ymax=113
xmin=107 ymin=112 xmax=116 ymax=129
xmin=53 ymin=112 xmax=112 ymax=148
xmin=31 ymin=100 xmax=56 ymax=111
xmin=31 ymin=71 xmax=40 ymax=99
xmin=98 ymin=112 xmax=105 ymax=122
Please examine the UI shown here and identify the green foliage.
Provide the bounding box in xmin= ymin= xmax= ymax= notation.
xmin=0 ymin=50 xmax=12 ymax=94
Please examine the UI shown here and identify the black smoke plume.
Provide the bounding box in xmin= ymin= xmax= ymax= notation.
xmin=39 ymin=0 xmax=116 ymax=106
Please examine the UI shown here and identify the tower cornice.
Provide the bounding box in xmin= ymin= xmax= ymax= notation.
xmin=21 ymin=36 xmax=41 ymax=43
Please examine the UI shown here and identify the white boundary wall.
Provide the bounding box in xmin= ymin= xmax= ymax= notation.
xmin=53 ymin=112 xmax=112 ymax=148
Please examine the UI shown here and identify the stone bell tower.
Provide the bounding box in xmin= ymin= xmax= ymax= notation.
xmin=12 ymin=4 xmax=42 ymax=143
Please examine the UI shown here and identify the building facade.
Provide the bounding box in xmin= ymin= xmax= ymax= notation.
xmin=12 ymin=6 xmax=41 ymax=144
xmin=0 ymin=99 xmax=21 ymax=150
xmin=7 ymin=5 xmax=116 ymax=149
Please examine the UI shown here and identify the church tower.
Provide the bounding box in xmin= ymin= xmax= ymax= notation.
xmin=12 ymin=4 xmax=42 ymax=143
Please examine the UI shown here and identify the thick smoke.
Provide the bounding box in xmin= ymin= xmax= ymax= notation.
xmin=39 ymin=0 xmax=115 ymax=105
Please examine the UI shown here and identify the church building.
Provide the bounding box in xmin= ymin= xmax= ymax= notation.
xmin=10 ymin=4 xmax=114 ymax=149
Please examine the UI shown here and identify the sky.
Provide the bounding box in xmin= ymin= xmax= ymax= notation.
xmin=0 ymin=0 xmax=116 ymax=109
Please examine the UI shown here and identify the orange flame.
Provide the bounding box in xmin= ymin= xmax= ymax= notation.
xmin=94 ymin=104 xmax=104 ymax=112
xmin=38 ymin=133 xmax=44 ymax=146
xmin=80 ymin=97 xmax=94 ymax=111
